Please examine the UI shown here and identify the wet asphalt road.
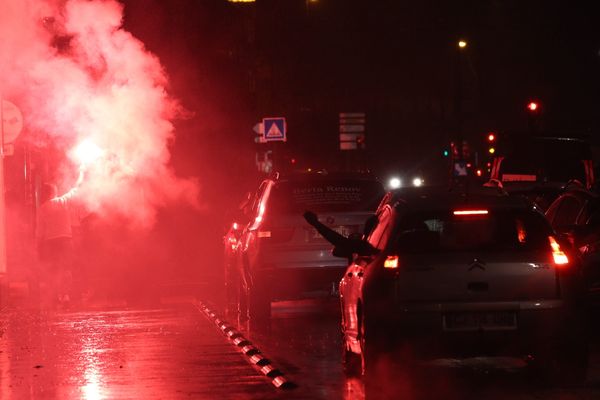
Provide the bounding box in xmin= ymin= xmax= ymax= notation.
xmin=214 ymin=297 xmax=600 ymax=400
xmin=0 ymin=301 xmax=285 ymax=400
xmin=2 ymin=292 xmax=600 ymax=399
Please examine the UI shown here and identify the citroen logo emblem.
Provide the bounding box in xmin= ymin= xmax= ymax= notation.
xmin=468 ymin=258 xmax=486 ymax=271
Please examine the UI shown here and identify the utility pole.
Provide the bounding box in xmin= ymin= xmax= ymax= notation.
xmin=451 ymin=39 xmax=469 ymax=185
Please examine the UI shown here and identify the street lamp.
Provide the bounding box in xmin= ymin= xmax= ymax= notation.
xmin=526 ymin=100 xmax=541 ymax=133
xmin=454 ymin=39 xmax=468 ymax=167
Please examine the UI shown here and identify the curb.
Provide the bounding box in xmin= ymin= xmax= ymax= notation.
xmin=194 ymin=301 xmax=296 ymax=390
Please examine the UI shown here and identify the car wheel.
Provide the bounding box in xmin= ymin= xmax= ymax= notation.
xmin=224 ymin=262 xmax=239 ymax=316
xmin=342 ymin=344 xmax=362 ymax=377
xmin=554 ymin=339 xmax=589 ymax=385
xmin=529 ymin=326 xmax=589 ymax=385
xmin=248 ymin=282 xmax=271 ymax=320
xmin=360 ymin=310 xmax=384 ymax=378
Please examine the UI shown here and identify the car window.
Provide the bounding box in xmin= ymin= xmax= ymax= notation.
xmin=497 ymin=138 xmax=590 ymax=184
xmin=367 ymin=207 xmax=393 ymax=250
xmin=267 ymin=179 xmax=384 ymax=214
xmin=393 ymin=209 xmax=550 ymax=253
xmin=584 ymin=199 xmax=600 ymax=227
xmin=552 ymin=196 xmax=583 ymax=227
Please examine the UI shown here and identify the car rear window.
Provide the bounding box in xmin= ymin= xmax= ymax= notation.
xmin=498 ymin=138 xmax=591 ymax=184
xmin=394 ymin=208 xmax=551 ymax=253
xmin=268 ymin=179 xmax=384 ymax=214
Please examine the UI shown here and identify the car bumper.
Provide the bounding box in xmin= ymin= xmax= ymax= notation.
xmin=364 ymin=300 xmax=579 ymax=359
xmin=255 ymin=263 xmax=348 ymax=300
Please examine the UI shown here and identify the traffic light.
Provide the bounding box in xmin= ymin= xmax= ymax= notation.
xmin=527 ymin=101 xmax=539 ymax=112
xmin=486 ymin=132 xmax=496 ymax=155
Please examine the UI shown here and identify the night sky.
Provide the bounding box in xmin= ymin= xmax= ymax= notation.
xmin=121 ymin=0 xmax=600 ymax=202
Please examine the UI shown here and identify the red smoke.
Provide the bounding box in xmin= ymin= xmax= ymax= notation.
xmin=0 ymin=0 xmax=199 ymax=227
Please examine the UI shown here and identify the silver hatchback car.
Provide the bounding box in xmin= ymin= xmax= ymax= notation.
xmin=339 ymin=186 xmax=588 ymax=382
xmin=233 ymin=172 xmax=384 ymax=319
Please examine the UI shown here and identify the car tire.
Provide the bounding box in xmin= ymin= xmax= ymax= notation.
xmin=360 ymin=313 xmax=385 ymax=379
xmin=342 ymin=344 xmax=362 ymax=377
xmin=248 ymin=282 xmax=271 ymax=320
xmin=554 ymin=339 xmax=589 ymax=385
xmin=529 ymin=317 xmax=589 ymax=386
xmin=224 ymin=262 xmax=239 ymax=316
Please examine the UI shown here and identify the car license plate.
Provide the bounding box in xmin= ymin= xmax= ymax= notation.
xmin=308 ymin=226 xmax=354 ymax=242
xmin=443 ymin=311 xmax=517 ymax=331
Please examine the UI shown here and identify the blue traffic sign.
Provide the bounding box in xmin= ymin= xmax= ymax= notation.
xmin=262 ymin=117 xmax=286 ymax=142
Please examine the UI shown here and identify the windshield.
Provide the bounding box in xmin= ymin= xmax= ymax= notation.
xmin=268 ymin=179 xmax=384 ymax=214
xmin=393 ymin=208 xmax=551 ymax=253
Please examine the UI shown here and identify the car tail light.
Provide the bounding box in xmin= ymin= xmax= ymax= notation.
xmin=384 ymin=255 xmax=399 ymax=269
xmin=548 ymin=236 xmax=569 ymax=266
xmin=453 ymin=209 xmax=489 ymax=216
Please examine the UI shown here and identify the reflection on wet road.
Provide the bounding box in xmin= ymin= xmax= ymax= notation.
xmin=2 ymin=297 xmax=600 ymax=399
xmin=0 ymin=305 xmax=282 ymax=400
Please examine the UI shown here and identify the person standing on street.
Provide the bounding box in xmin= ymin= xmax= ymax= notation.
xmin=35 ymin=169 xmax=84 ymax=306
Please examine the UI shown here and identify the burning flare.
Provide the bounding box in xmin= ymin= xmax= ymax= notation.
xmin=0 ymin=0 xmax=199 ymax=227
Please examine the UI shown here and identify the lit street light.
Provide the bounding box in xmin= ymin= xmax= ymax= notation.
xmin=458 ymin=40 xmax=468 ymax=49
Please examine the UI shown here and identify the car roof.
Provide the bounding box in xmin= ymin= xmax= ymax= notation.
xmin=273 ymin=170 xmax=382 ymax=184
xmin=552 ymin=185 xmax=600 ymax=207
xmin=384 ymin=185 xmax=536 ymax=212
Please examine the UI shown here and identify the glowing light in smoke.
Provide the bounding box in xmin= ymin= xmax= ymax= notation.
xmin=73 ymin=139 xmax=103 ymax=165
xmin=0 ymin=0 xmax=200 ymax=227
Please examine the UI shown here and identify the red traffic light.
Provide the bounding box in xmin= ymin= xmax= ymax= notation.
xmin=527 ymin=101 xmax=539 ymax=112
xmin=487 ymin=133 xmax=496 ymax=142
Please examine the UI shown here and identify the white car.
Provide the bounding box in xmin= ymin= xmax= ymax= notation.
xmin=233 ymin=171 xmax=385 ymax=319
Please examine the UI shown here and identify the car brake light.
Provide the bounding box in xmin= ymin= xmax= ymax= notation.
xmin=453 ymin=210 xmax=489 ymax=216
xmin=548 ymin=236 xmax=569 ymax=266
xmin=384 ymin=255 xmax=399 ymax=269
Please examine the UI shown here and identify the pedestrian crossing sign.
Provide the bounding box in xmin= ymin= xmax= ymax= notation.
xmin=262 ymin=117 xmax=286 ymax=142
